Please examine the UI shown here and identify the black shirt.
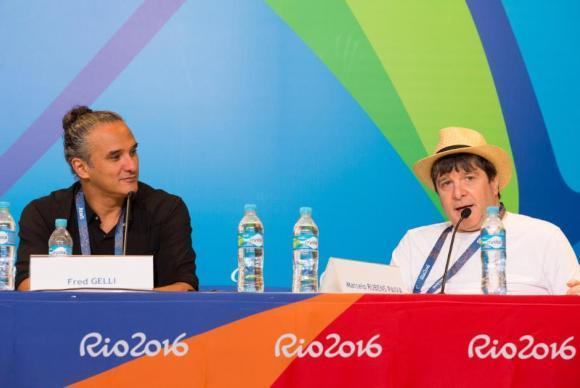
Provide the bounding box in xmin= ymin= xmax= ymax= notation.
xmin=16 ymin=182 xmax=198 ymax=290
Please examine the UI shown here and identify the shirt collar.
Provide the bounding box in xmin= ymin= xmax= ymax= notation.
xmin=84 ymin=202 xmax=99 ymax=224
xmin=73 ymin=182 xmax=134 ymax=224
xmin=72 ymin=183 xmax=98 ymax=224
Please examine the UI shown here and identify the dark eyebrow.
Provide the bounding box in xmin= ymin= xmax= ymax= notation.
xmin=107 ymin=143 xmax=138 ymax=158
xmin=107 ymin=149 xmax=122 ymax=158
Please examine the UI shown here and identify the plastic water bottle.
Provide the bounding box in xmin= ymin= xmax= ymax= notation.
xmin=292 ymin=207 xmax=319 ymax=293
xmin=48 ymin=219 xmax=73 ymax=256
xmin=480 ymin=206 xmax=506 ymax=294
xmin=0 ymin=202 xmax=17 ymax=290
xmin=237 ymin=204 xmax=264 ymax=292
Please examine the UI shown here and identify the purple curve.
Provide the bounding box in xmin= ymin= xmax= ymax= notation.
xmin=0 ymin=0 xmax=186 ymax=196
xmin=467 ymin=0 xmax=580 ymax=247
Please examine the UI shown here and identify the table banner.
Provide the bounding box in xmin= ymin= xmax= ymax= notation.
xmin=0 ymin=293 xmax=578 ymax=387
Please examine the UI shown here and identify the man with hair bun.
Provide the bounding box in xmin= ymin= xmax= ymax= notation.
xmin=391 ymin=127 xmax=579 ymax=295
xmin=16 ymin=106 xmax=198 ymax=291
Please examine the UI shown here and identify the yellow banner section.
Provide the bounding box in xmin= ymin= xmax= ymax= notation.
xmin=72 ymin=293 xmax=362 ymax=387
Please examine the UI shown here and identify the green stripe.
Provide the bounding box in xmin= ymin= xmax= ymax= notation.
xmin=346 ymin=0 xmax=518 ymax=210
xmin=267 ymin=0 xmax=426 ymax=168
xmin=267 ymin=0 xmax=443 ymax=209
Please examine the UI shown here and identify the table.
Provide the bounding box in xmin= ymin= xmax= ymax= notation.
xmin=1 ymin=292 xmax=579 ymax=387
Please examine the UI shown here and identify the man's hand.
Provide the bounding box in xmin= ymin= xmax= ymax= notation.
xmin=17 ymin=278 xmax=30 ymax=291
xmin=566 ymin=279 xmax=580 ymax=295
xmin=154 ymin=282 xmax=194 ymax=292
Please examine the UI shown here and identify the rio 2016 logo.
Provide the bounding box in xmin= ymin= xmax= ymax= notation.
xmin=79 ymin=332 xmax=189 ymax=358
xmin=275 ymin=332 xmax=382 ymax=359
xmin=468 ymin=334 xmax=576 ymax=360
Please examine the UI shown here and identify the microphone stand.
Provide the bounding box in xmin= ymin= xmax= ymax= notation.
xmin=440 ymin=208 xmax=471 ymax=294
xmin=122 ymin=192 xmax=134 ymax=256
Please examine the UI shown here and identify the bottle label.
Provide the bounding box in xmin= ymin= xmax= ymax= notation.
xmin=294 ymin=231 xmax=318 ymax=250
xmin=49 ymin=245 xmax=72 ymax=256
xmin=0 ymin=258 xmax=14 ymax=290
xmin=480 ymin=233 xmax=505 ymax=251
xmin=238 ymin=231 xmax=263 ymax=248
xmin=0 ymin=230 xmax=16 ymax=246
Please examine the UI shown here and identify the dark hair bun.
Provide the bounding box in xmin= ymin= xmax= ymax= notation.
xmin=62 ymin=105 xmax=93 ymax=131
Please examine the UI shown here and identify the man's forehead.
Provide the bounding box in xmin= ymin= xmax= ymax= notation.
xmin=437 ymin=165 xmax=483 ymax=178
xmin=87 ymin=122 xmax=137 ymax=152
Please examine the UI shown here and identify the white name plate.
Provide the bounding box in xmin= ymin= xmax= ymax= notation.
xmin=320 ymin=257 xmax=408 ymax=294
xmin=30 ymin=255 xmax=153 ymax=291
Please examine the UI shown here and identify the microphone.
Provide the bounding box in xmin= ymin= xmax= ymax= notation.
xmin=122 ymin=191 xmax=134 ymax=255
xmin=440 ymin=207 xmax=472 ymax=294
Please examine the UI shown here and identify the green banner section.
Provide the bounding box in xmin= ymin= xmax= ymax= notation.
xmin=346 ymin=0 xmax=518 ymax=210
xmin=266 ymin=0 xmax=426 ymax=168
xmin=266 ymin=0 xmax=442 ymax=210
xmin=267 ymin=0 xmax=518 ymax=213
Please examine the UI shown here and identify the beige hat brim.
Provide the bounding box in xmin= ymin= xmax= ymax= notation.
xmin=412 ymin=144 xmax=513 ymax=191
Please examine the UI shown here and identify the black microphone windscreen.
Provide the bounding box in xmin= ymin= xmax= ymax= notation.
xmin=461 ymin=207 xmax=472 ymax=219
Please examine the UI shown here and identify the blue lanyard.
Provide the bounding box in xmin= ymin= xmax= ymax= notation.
xmin=75 ymin=190 xmax=125 ymax=256
xmin=413 ymin=226 xmax=480 ymax=294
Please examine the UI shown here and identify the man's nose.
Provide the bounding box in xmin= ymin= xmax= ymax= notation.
xmin=122 ymin=154 xmax=138 ymax=172
xmin=452 ymin=181 xmax=465 ymax=199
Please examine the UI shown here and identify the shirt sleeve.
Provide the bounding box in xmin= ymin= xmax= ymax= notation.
xmin=543 ymin=226 xmax=578 ymax=295
xmin=156 ymin=197 xmax=198 ymax=290
xmin=391 ymin=232 xmax=414 ymax=293
xmin=16 ymin=201 xmax=52 ymax=288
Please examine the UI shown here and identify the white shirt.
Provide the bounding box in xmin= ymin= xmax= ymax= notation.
xmin=391 ymin=212 xmax=578 ymax=295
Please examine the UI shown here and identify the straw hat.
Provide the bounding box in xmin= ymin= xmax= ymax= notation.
xmin=413 ymin=127 xmax=512 ymax=191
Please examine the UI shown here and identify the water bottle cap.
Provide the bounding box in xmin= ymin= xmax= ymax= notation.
xmin=0 ymin=201 xmax=10 ymax=208
xmin=486 ymin=206 xmax=499 ymax=215
xmin=55 ymin=218 xmax=68 ymax=228
xmin=244 ymin=204 xmax=256 ymax=212
xmin=299 ymin=207 xmax=312 ymax=216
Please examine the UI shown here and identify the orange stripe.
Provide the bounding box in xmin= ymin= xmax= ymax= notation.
xmin=72 ymin=293 xmax=362 ymax=387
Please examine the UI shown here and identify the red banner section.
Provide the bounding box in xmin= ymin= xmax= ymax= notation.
xmin=274 ymin=295 xmax=580 ymax=387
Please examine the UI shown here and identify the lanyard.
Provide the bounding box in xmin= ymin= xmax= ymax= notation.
xmin=412 ymin=226 xmax=480 ymax=294
xmin=75 ymin=190 xmax=125 ymax=256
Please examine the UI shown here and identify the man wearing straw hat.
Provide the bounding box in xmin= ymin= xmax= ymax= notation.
xmin=391 ymin=127 xmax=579 ymax=295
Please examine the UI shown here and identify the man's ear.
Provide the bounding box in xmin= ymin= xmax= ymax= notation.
xmin=491 ymin=176 xmax=500 ymax=197
xmin=70 ymin=157 xmax=90 ymax=179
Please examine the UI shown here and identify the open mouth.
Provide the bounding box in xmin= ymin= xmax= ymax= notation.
xmin=455 ymin=205 xmax=473 ymax=212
